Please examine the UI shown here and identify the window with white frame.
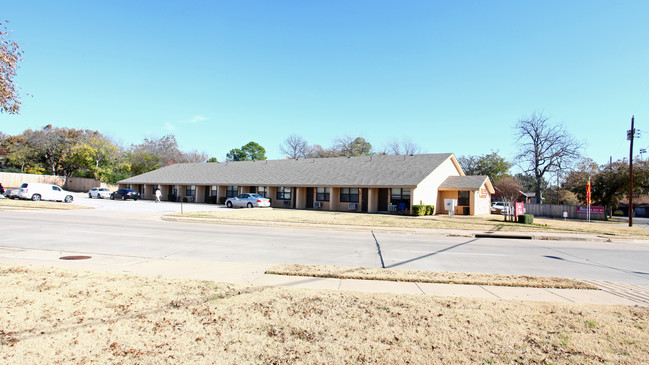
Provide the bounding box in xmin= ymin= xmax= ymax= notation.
xmin=226 ymin=186 xmax=238 ymax=198
xmin=391 ymin=188 xmax=411 ymax=206
xmin=185 ymin=185 xmax=196 ymax=197
xmin=340 ymin=188 xmax=359 ymax=202
xmin=276 ymin=187 xmax=291 ymax=200
xmin=257 ymin=186 xmax=268 ymax=198
xmin=316 ymin=187 xmax=330 ymax=201
xmin=210 ymin=185 xmax=217 ymax=197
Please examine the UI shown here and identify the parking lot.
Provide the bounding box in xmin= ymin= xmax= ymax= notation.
xmin=70 ymin=192 xmax=228 ymax=214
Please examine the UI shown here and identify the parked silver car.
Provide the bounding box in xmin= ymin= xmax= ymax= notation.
xmin=225 ymin=193 xmax=271 ymax=208
xmin=88 ymin=187 xmax=112 ymax=199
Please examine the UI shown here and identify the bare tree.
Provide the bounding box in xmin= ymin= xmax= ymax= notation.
xmin=495 ymin=175 xmax=523 ymax=221
xmin=279 ymin=134 xmax=308 ymax=159
xmin=306 ymin=144 xmax=341 ymax=158
xmin=386 ymin=137 xmax=421 ymax=155
xmin=0 ymin=21 xmax=23 ymax=114
xmin=180 ymin=150 xmax=209 ymax=163
xmin=515 ymin=112 xmax=583 ymax=204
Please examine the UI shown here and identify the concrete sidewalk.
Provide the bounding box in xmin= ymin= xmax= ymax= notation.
xmin=1 ymin=247 xmax=647 ymax=307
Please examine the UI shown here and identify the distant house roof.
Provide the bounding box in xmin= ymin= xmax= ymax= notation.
xmin=439 ymin=176 xmax=495 ymax=193
xmin=119 ymin=153 xmax=460 ymax=188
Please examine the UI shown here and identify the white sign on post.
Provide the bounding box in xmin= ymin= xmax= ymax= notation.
xmin=444 ymin=199 xmax=457 ymax=217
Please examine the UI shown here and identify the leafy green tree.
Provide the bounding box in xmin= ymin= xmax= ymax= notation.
xmin=226 ymin=141 xmax=266 ymax=161
xmin=207 ymin=157 xmax=218 ymax=163
xmin=0 ymin=21 xmax=22 ymax=114
xmin=457 ymin=151 xmax=511 ymax=183
xmin=126 ymin=134 xmax=184 ymax=174
xmin=562 ymin=158 xmax=600 ymax=203
xmin=515 ymin=173 xmax=547 ymax=195
xmin=335 ymin=136 xmax=373 ymax=157
xmin=2 ymin=135 xmax=37 ymax=172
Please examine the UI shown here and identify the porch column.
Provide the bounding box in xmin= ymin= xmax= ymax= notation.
xmin=295 ymin=187 xmax=307 ymax=209
xmin=330 ymin=188 xmax=340 ymax=211
xmin=368 ymin=188 xmax=378 ymax=213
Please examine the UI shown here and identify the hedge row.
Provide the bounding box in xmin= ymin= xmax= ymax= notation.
xmin=412 ymin=205 xmax=434 ymax=216
xmin=518 ymin=214 xmax=534 ymax=224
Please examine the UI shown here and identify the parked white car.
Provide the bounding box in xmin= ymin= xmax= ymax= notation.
xmin=17 ymin=182 xmax=74 ymax=203
xmin=491 ymin=202 xmax=512 ymax=214
xmin=88 ymin=187 xmax=112 ymax=199
xmin=225 ymin=193 xmax=271 ymax=208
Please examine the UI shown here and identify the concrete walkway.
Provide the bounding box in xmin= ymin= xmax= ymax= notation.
xmin=1 ymin=247 xmax=647 ymax=307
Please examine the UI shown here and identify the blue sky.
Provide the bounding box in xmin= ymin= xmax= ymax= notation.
xmin=2 ymin=1 xmax=648 ymax=169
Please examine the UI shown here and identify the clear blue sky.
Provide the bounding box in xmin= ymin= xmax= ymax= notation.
xmin=2 ymin=1 xmax=648 ymax=169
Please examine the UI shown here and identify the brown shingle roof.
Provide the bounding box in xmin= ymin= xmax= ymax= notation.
xmin=119 ymin=153 xmax=457 ymax=188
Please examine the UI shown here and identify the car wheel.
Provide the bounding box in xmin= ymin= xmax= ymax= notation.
xmin=121 ymin=195 xmax=126 ymax=200
xmin=31 ymin=194 xmax=41 ymax=201
xmin=64 ymin=195 xmax=73 ymax=203
xmin=226 ymin=201 xmax=233 ymax=208
xmin=89 ymin=193 xmax=92 ymax=198
xmin=134 ymin=198 xmax=138 ymax=201
xmin=247 ymin=202 xmax=253 ymax=208
xmin=110 ymin=194 xmax=114 ymax=200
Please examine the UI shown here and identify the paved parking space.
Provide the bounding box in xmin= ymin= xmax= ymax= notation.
xmin=73 ymin=193 xmax=229 ymax=214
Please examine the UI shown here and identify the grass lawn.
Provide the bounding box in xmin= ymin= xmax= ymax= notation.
xmin=170 ymin=208 xmax=649 ymax=238
xmin=1 ymin=264 xmax=646 ymax=364
xmin=0 ymin=198 xmax=90 ymax=210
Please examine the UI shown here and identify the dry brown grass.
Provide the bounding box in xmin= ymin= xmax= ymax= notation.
xmin=1 ymin=263 xmax=647 ymax=364
xmin=0 ymin=198 xmax=89 ymax=210
xmin=172 ymin=208 xmax=649 ymax=238
xmin=266 ymin=264 xmax=599 ymax=290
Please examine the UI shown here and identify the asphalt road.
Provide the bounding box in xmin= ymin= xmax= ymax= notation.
xmin=2 ymin=195 xmax=649 ymax=286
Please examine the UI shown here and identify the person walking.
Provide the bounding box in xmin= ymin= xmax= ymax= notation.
xmin=155 ymin=188 xmax=162 ymax=203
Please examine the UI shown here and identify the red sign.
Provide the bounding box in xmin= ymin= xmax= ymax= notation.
xmin=515 ymin=202 xmax=525 ymax=217
xmin=577 ymin=207 xmax=604 ymax=214
xmin=479 ymin=188 xmax=487 ymax=198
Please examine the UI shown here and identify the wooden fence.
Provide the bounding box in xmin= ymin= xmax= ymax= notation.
xmin=0 ymin=172 xmax=116 ymax=192
xmin=523 ymin=203 xmax=607 ymax=221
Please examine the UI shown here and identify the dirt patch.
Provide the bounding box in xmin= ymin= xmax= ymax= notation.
xmin=266 ymin=264 xmax=599 ymax=289
xmin=1 ymin=263 xmax=647 ymax=364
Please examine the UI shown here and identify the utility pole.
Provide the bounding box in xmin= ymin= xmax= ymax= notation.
xmin=628 ymin=116 xmax=635 ymax=227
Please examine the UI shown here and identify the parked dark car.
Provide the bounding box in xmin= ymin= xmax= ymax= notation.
xmin=0 ymin=183 xmax=4 ymax=195
xmin=110 ymin=188 xmax=140 ymax=200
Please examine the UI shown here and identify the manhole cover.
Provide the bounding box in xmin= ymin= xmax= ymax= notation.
xmin=59 ymin=256 xmax=92 ymax=260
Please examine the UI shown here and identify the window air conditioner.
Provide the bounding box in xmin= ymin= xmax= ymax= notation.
xmin=388 ymin=205 xmax=397 ymax=212
xmin=348 ymin=203 xmax=357 ymax=210
xmin=314 ymin=202 xmax=322 ymax=208
xmin=283 ymin=200 xmax=290 ymax=206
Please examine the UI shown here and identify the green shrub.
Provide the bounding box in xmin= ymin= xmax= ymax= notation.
xmin=167 ymin=194 xmax=177 ymax=202
xmin=412 ymin=204 xmax=433 ymax=215
xmin=182 ymin=197 xmax=188 ymax=203
xmin=426 ymin=205 xmax=434 ymax=215
xmin=219 ymin=197 xmax=227 ymax=205
xmin=518 ymin=214 xmax=534 ymax=224
xmin=207 ymin=196 xmax=217 ymax=204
